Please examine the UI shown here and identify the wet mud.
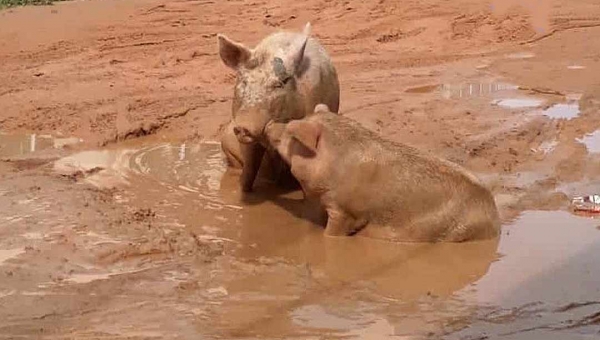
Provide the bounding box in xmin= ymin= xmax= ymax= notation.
xmin=2 ymin=136 xmax=600 ymax=339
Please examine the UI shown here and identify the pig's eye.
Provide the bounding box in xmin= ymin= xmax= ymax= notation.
xmin=272 ymin=76 xmax=291 ymax=90
xmin=272 ymin=80 xmax=285 ymax=89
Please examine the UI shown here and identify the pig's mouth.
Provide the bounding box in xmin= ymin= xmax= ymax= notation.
xmin=233 ymin=126 xmax=261 ymax=144
xmin=263 ymin=120 xmax=282 ymax=146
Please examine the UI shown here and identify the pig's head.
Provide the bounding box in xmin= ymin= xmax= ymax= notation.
xmin=272 ymin=104 xmax=332 ymax=195
xmin=217 ymin=23 xmax=312 ymax=145
xmin=270 ymin=104 xmax=330 ymax=162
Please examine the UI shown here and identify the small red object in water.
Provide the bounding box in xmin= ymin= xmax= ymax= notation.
xmin=572 ymin=195 xmax=600 ymax=213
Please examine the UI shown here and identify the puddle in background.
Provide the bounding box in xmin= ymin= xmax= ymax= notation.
xmin=0 ymin=132 xmax=82 ymax=158
xmin=66 ymin=273 xmax=112 ymax=284
xmin=543 ymin=102 xmax=581 ymax=120
xmin=576 ymin=130 xmax=600 ymax=154
xmin=567 ymin=65 xmax=586 ymax=70
xmin=405 ymin=81 xmax=519 ymax=98
xmin=492 ymin=97 xmax=545 ymax=109
xmin=440 ymin=82 xmax=518 ymax=99
xmin=557 ymin=178 xmax=600 ymax=200
xmin=404 ymin=84 xmax=441 ymax=94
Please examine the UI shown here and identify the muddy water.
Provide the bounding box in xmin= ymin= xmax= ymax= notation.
xmin=543 ymin=103 xmax=581 ymax=120
xmin=577 ymin=130 xmax=600 ymax=154
xmin=39 ymin=139 xmax=600 ymax=338
xmin=0 ymin=132 xmax=81 ymax=158
xmin=451 ymin=211 xmax=600 ymax=340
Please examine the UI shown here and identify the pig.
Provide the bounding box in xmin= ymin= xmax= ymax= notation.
xmin=217 ymin=22 xmax=340 ymax=192
xmin=266 ymin=104 xmax=501 ymax=242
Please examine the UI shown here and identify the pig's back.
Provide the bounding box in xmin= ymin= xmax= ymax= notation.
xmin=316 ymin=112 xmax=499 ymax=241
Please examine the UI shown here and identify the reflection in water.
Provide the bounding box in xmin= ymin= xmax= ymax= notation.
xmin=492 ymin=97 xmax=544 ymax=109
xmin=53 ymin=149 xmax=137 ymax=188
xmin=404 ymin=84 xmax=441 ymax=94
xmin=576 ymin=130 xmax=600 ymax=154
xmin=543 ymin=102 xmax=580 ymax=120
xmin=450 ymin=211 xmax=600 ymax=339
xmin=440 ymin=82 xmax=518 ymax=99
xmin=0 ymin=132 xmax=81 ymax=158
xmin=292 ymin=305 xmax=359 ymax=330
xmin=53 ymin=140 xmax=499 ymax=337
xmin=404 ymin=82 xmax=519 ymax=98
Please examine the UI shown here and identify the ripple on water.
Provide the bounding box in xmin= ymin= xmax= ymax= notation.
xmin=53 ymin=141 xmax=227 ymax=195
xmin=48 ymin=138 xmax=600 ymax=338
xmin=129 ymin=142 xmax=226 ymax=196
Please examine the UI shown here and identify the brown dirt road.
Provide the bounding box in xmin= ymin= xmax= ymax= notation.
xmin=1 ymin=0 xmax=600 ymax=339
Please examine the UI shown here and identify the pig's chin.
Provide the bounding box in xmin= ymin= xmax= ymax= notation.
xmin=236 ymin=134 xmax=256 ymax=144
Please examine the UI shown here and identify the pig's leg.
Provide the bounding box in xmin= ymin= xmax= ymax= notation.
xmin=324 ymin=207 xmax=367 ymax=236
xmin=221 ymin=122 xmax=243 ymax=168
xmin=240 ymin=142 xmax=265 ymax=192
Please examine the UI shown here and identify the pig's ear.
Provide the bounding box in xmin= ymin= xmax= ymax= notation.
xmin=287 ymin=120 xmax=321 ymax=154
xmin=286 ymin=23 xmax=311 ymax=73
xmin=217 ymin=34 xmax=251 ymax=70
xmin=302 ymin=22 xmax=312 ymax=37
xmin=314 ymin=104 xmax=330 ymax=114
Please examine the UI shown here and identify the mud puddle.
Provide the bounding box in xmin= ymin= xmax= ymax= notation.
xmin=493 ymin=97 xmax=545 ymax=109
xmin=405 ymin=81 xmax=519 ymax=98
xmin=442 ymin=82 xmax=520 ymax=100
xmin=23 ymin=139 xmax=598 ymax=338
xmin=0 ymin=132 xmax=81 ymax=158
xmin=543 ymin=103 xmax=581 ymax=120
xmin=577 ymin=130 xmax=600 ymax=154
xmin=407 ymin=78 xmax=585 ymax=124
xmin=450 ymin=210 xmax=600 ymax=339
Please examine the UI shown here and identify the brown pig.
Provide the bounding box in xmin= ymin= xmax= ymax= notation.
xmin=267 ymin=104 xmax=501 ymax=242
xmin=217 ymin=23 xmax=340 ymax=192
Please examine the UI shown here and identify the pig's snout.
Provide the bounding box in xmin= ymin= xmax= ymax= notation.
xmin=233 ymin=126 xmax=257 ymax=144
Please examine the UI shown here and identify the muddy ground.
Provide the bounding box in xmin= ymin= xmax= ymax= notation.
xmin=1 ymin=0 xmax=600 ymax=339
